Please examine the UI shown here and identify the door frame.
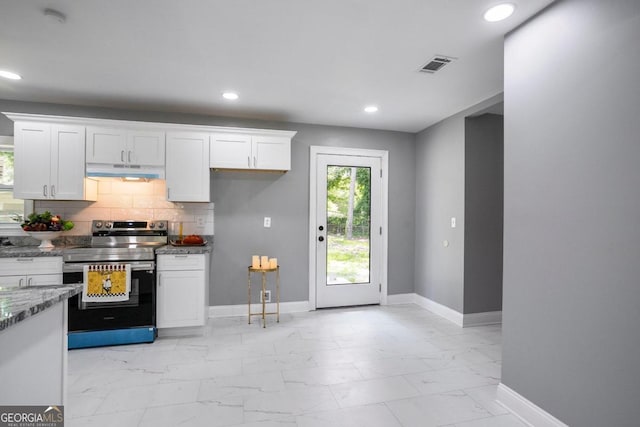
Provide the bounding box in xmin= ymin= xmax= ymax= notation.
xmin=308 ymin=146 xmax=389 ymax=310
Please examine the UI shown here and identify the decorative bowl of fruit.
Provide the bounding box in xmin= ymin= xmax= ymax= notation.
xmin=21 ymin=211 xmax=74 ymax=249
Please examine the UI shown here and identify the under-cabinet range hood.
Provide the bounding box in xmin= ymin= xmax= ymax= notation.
xmin=85 ymin=163 xmax=164 ymax=180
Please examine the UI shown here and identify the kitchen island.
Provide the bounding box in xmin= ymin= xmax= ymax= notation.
xmin=0 ymin=284 xmax=82 ymax=405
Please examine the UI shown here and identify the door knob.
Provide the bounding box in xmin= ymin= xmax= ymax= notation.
xmin=318 ymin=236 xmax=324 ymax=242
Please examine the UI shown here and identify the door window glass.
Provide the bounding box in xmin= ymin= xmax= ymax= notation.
xmin=325 ymin=166 xmax=371 ymax=285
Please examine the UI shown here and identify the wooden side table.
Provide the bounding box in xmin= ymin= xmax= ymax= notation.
xmin=247 ymin=266 xmax=280 ymax=328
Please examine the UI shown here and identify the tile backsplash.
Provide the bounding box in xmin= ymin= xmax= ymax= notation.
xmin=35 ymin=178 xmax=214 ymax=236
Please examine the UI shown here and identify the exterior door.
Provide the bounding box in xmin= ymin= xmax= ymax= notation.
xmin=314 ymin=153 xmax=383 ymax=308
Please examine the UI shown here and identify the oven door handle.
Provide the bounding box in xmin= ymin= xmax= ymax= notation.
xmin=63 ymin=262 xmax=155 ymax=273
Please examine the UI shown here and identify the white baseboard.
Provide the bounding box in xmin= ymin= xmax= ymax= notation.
xmin=387 ymin=293 xmax=501 ymax=328
xmin=386 ymin=293 xmax=416 ymax=304
xmin=208 ymin=296 xmax=501 ymax=328
xmin=463 ymin=310 xmax=502 ymax=327
xmin=413 ymin=293 xmax=464 ymax=326
xmin=208 ymin=301 xmax=309 ymax=318
xmin=497 ymin=383 xmax=568 ymax=427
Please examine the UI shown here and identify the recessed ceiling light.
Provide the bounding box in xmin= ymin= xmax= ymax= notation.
xmin=364 ymin=105 xmax=378 ymax=113
xmin=484 ymin=3 xmax=515 ymax=22
xmin=0 ymin=70 xmax=22 ymax=80
xmin=222 ymin=92 xmax=239 ymax=100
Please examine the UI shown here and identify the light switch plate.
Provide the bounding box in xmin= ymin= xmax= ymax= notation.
xmin=264 ymin=217 xmax=271 ymax=228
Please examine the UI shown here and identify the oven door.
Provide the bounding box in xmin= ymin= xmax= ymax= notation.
xmin=64 ymin=261 xmax=156 ymax=332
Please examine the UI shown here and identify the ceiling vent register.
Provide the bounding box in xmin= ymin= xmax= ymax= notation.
xmin=419 ymin=55 xmax=456 ymax=74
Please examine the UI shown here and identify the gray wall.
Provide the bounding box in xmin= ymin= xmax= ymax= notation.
xmin=0 ymin=99 xmax=416 ymax=305
xmin=502 ymin=1 xmax=640 ymax=425
xmin=212 ymin=123 xmax=416 ymax=304
xmin=414 ymin=94 xmax=502 ymax=313
xmin=414 ymin=114 xmax=465 ymax=312
xmin=464 ymin=114 xmax=503 ymax=314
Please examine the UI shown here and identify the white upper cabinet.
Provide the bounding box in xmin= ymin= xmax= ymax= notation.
xmin=14 ymin=122 xmax=97 ymax=201
xmin=209 ymin=134 xmax=252 ymax=169
xmin=253 ymin=135 xmax=291 ymax=170
xmin=86 ymin=126 xmax=165 ymax=167
xmin=166 ymin=132 xmax=211 ymax=202
xmin=210 ymin=132 xmax=293 ymax=171
xmin=85 ymin=126 xmax=126 ymax=164
xmin=128 ymin=131 xmax=165 ymax=166
xmin=6 ymin=113 xmax=297 ymax=199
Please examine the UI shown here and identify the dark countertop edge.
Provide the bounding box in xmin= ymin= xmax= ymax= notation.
xmin=0 ymin=284 xmax=83 ymax=332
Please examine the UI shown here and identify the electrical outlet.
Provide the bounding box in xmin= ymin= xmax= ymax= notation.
xmin=264 ymin=217 xmax=271 ymax=228
xmin=260 ymin=290 xmax=271 ymax=303
xmin=196 ymin=215 xmax=206 ymax=227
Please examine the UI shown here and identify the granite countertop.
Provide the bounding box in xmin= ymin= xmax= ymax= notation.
xmin=0 ymin=284 xmax=83 ymax=332
xmin=155 ymin=241 xmax=213 ymax=255
xmin=0 ymin=236 xmax=213 ymax=257
xmin=0 ymin=245 xmax=67 ymax=257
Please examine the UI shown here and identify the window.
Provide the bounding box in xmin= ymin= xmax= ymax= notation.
xmin=0 ymin=138 xmax=28 ymax=233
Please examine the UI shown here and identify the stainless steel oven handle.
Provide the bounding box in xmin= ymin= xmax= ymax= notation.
xmin=63 ymin=261 xmax=155 ymax=273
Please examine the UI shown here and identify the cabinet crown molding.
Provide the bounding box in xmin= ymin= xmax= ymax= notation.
xmin=2 ymin=112 xmax=297 ymax=139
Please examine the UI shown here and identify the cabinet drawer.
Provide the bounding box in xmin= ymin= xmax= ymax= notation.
xmin=157 ymin=254 xmax=205 ymax=271
xmin=0 ymin=257 xmax=63 ymax=276
xmin=0 ymin=275 xmax=24 ymax=288
xmin=26 ymin=274 xmax=63 ymax=287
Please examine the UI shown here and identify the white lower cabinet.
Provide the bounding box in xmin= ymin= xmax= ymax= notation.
xmin=0 ymin=301 xmax=68 ymax=405
xmin=156 ymin=254 xmax=208 ymax=330
xmin=0 ymin=257 xmax=63 ymax=287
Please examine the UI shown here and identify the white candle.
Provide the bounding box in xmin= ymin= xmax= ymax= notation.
xmin=260 ymin=256 xmax=269 ymax=268
xmin=269 ymin=258 xmax=277 ymax=269
xmin=252 ymin=255 xmax=260 ymax=268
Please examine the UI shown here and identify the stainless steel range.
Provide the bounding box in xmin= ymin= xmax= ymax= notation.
xmin=63 ymin=220 xmax=168 ymax=349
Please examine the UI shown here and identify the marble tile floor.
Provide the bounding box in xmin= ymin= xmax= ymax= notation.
xmin=67 ymin=304 xmax=527 ymax=427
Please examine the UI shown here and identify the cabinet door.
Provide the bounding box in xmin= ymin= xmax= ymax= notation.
xmin=86 ymin=126 xmax=127 ymax=164
xmin=0 ymin=276 xmax=25 ymax=288
xmin=13 ymin=122 xmax=52 ymax=199
xmin=210 ymin=134 xmax=252 ymax=169
xmin=253 ymin=135 xmax=291 ymax=171
xmin=166 ymin=132 xmax=210 ymax=202
xmin=26 ymin=273 xmax=63 ymax=287
xmin=127 ymin=131 xmax=165 ymax=166
xmin=50 ymin=125 xmax=86 ymax=200
xmin=157 ymin=270 xmax=205 ymax=328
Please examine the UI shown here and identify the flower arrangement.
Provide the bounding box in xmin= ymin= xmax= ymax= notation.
xmin=20 ymin=211 xmax=74 ymax=232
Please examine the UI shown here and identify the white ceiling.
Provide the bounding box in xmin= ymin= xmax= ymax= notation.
xmin=0 ymin=0 xmax=554 ymax=133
